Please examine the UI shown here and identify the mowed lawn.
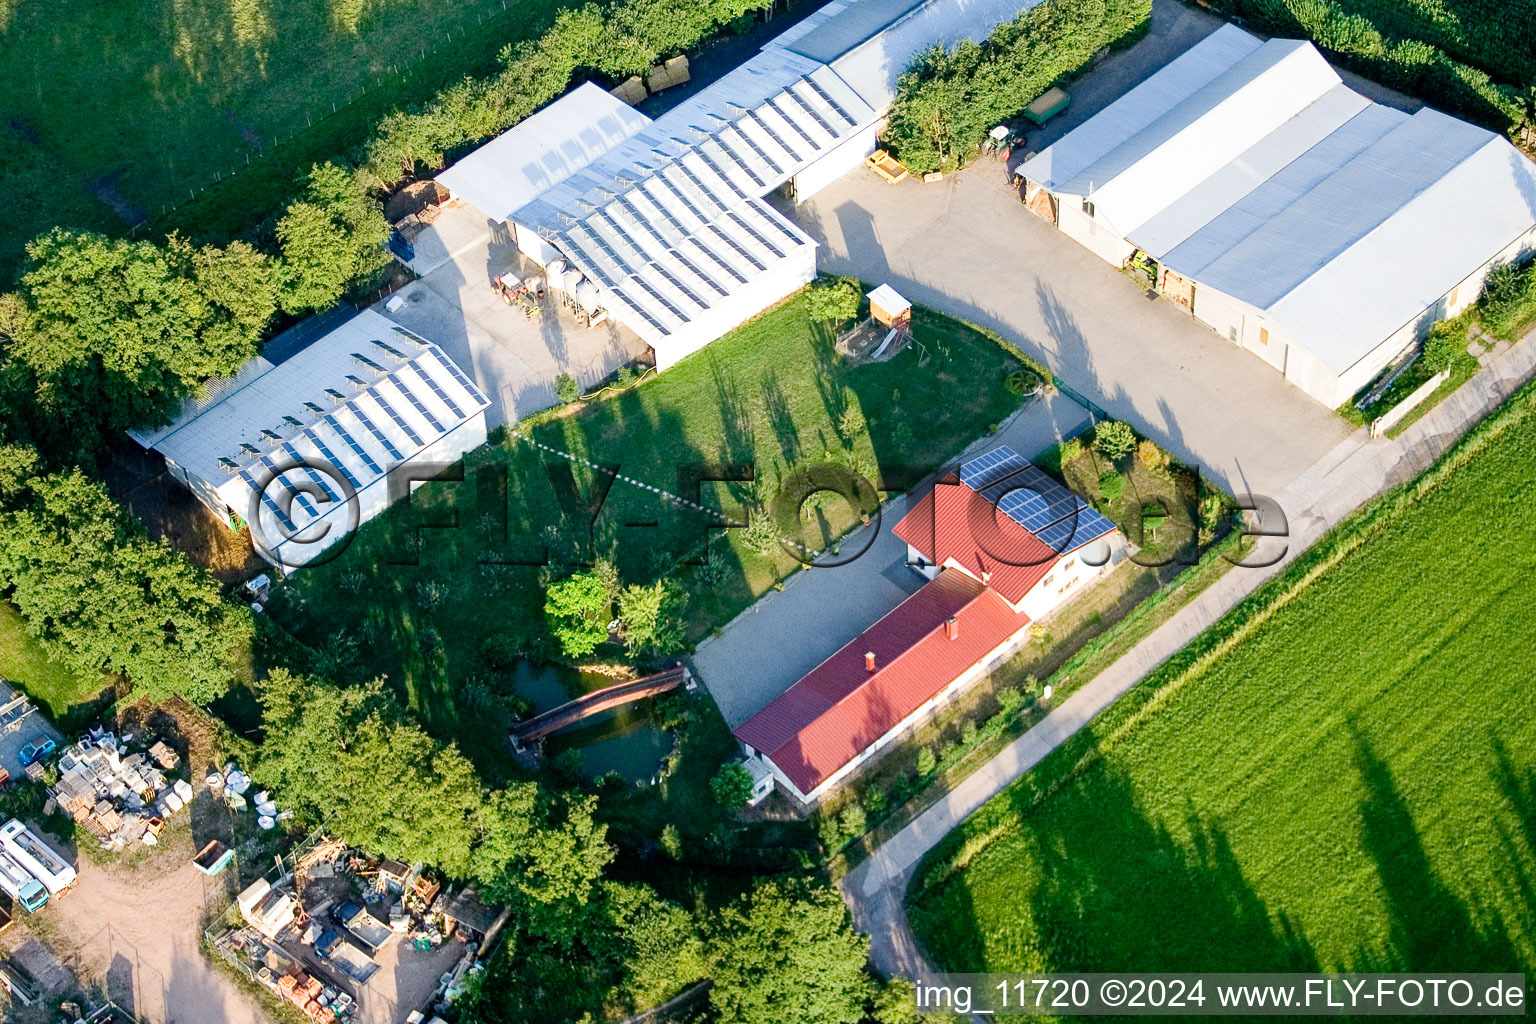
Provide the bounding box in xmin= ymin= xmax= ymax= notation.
xmin=0 ymin=0 xmax=562 ymax=272
xmin=0 ymin=601 xmax=108 ymax=725
xmin=907 ymin=382 xmax=1536 ymax=977
xmin=276 ymin=295 xmax=1024 ymax=772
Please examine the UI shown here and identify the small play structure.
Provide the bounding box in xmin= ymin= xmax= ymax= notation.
xmin=836 ymin=284 xmax=925 ymax=365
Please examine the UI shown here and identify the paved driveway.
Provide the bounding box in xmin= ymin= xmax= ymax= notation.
xmin=785 ymin=2 xmax=1353 ymax=501
xmin=384 ymin=204 xmax=649 ymax=427
xmin=693 ymin=393 xmax=1091 ymax=727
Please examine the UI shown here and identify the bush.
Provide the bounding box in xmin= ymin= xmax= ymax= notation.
xmin=837 ymin=802 xmax=866 ymax=838
xmin=863 ymin=786 xmax=888 ymax=816
xmin=1099 ymin=469 xmax=1125 ymax=503
xmin=1006 ymin=367 xmax=1041 ymax=396
xmin=1094 ymin=420 xmax=1137 ymax=461
xmin=1480 ymin=260 xmax=1536 ymax=339
xmin=806 ymin=277 xmax=861 ymax=323
xmin=555 ymin=372 xmax=580 ymax=404
xmin=961 ymin=719 xmax=979 ymax=746
xmin=916 ymin=746 xmax=937 ymax=777
xmin=1136 ymin=438 xmax=1170 ymax=474
xmin=996 ymin=685 xmax=1026 ymax=712
xmin=710 ymin=761 xmax=755 ymax=811
xmin=1058 ymin=438 xmax=1083 ymax=465
xmin=885 ymin=0 xmax=1151 ymax=173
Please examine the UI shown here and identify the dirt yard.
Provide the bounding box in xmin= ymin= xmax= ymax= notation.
xmin=33 ymin=835 xmax=267 ymax=1024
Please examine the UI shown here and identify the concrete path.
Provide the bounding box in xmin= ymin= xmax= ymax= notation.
xmin=843 ymin=334 xmax=1536 ymax=978
xmin=386 ymin=204 xmax=648 ymax=427
xmin=693 ymin=393 xmax=1091 ymax=727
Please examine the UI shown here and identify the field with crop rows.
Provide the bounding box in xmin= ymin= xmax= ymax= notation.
xmin=907 ymin=381 xmax=1536 ymax=977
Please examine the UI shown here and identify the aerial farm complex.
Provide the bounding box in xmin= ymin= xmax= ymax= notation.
xmin=0 ymin=0 xmax=1533 ymax=1020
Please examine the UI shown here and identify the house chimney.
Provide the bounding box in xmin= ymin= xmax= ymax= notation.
xmin=981 ymin=571 xmax=992 ymax=584
xmin=865 ymin=651 xmax=877 ymax=672
xmin=945 ymin=616 xmax=959 ymax=640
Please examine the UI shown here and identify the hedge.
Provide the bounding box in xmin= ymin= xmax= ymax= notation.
xmin=1218 ymin=0 xmax=1532 ymax=135
xmin=884 ymin=0 xmax=1151 ymax=174
xmin=361 ymin=0 xmax=767 ymax=186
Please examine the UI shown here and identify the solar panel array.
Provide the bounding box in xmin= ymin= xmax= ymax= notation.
xmin=220 ymin=334 xmax=488 ymax=537
xmin=958 ymin=446 xmax=1118 ymax=554
xmin=510 ymin=51 xmax=870 ymax=343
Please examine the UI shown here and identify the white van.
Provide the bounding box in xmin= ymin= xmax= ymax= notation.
xmin=0 ymin=820 xmax=75 ymax=895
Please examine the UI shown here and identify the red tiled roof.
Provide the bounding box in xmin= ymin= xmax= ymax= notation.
xmin=734 ymin=569 xmax=1028 ymax=796
xmin=893 ymin=477 xmax=1067 ymax=605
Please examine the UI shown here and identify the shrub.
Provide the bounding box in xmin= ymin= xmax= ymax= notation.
xmin=885 ymin=0 xmax=1151 ymax=173
xmin=1094 ymin=420 xmax=1138 ymax=461
xmin=863 ymin=786 xmax=888 ymax=816
xmin=1477 ymin=261 xmax=1536 ymax=340
xmin=1006 ymin=367 xmax=1041 ymax=396
xmin=916 ymin=746 xmax=937 ymax=777
xmin=741 ymin=507 xmax=783 ymax=553
xmin=961 ymin=719 xmax=979 ymax=746
xmin=710 ymin=761 xmax=755 ymax=811
xmin=660 ymin=823 xmax=684 ymax=859
xmin=806 ymin=277 xmax=861 ymax=323
xmin=1136 ymin=438 xmax=1170 ymax=474
xmin=1098 ymin=469 xmax=1125 ymax=503
xmin=1058 ymin=438 xmax=1083 ymax=465
xmin=838 ymin=802 xmax=866 ymax=838
xmin=996 ymin=686 xmax=1026 ymax=712
xmin=554 ymin=372 xmax=580 ymax=404
xmin=1422 ymin=329 xmax=1460 ymax=374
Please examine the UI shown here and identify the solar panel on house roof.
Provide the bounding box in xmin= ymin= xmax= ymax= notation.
xmin=1033 ymin=502 xmax=1117 ymax=552
xmin=958 ymin=446 xmax=1027 ymax=490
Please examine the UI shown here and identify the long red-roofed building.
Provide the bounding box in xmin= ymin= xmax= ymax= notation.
xmin=733 ymin=445 xmax=1123 ymax=805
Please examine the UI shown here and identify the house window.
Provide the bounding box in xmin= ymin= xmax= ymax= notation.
xmin=1082 ymin=198 xmax=1095 ymax=218
xmin=1042 ymin=574 xmax=1055 ymax=587
xmin=1059 ymin=577 xmax=1078 ymax=594
xmin=1448 ymin=284 xmax=1459 ymax=308
xmin=1063 ymin=558 xmax=1075 ymax=571
xmin=1228 ymin=326 xmax=1238 ymax=343
xmin=1259 ymin=327 xmax=1270 ymax=346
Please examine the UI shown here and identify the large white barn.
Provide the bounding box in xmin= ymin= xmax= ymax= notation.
xmin=129 ymin=309 xmax=489 ymax=568
xmin=438 ymin=0 xmax=1047 ymax=370
xmin=1019 ymin=25 xmax=1536 ymax=408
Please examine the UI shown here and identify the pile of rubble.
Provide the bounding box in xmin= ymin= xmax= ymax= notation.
xmin=49 ymin=728 xmax=194 ymax=851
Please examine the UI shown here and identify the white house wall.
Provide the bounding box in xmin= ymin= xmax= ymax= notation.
xmin=767 ymin=612 xmax=1037 ymax=805
xmin=265 ymin=410 xmax=489 ymax=568
xmin=1055 ymin=197 xmax=1136 ymax=268
xmin=514 ymin=223 xmax=562 ymax=268
xmin=792 ymin=123 xmax=882 ymax=202
xmin=650 ymin=246 xmax=816 ymax=370
xmin=1016 ymin=549 xmax=1107 ymax=621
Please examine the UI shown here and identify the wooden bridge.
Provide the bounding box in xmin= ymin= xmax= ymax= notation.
xmin=507 ymin=664 xmax=690 ymax=750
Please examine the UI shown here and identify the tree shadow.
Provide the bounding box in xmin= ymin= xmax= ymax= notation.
xmin=760 ymin=368 xmax=800 ymax=464
xmin=1346 ymin=730 xmax=1523 ymax=972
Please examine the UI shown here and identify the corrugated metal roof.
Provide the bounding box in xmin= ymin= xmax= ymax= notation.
xmin=1058 ymin=37 xmax=1341 ymax=236
xmin=1019 ymin=23 xmax=1262 ymax=194
xmin=437 ymin=83 xmax=652 ymax=223
xmin=1024 ymin=25 xmax=1536 ymax=376
xmin=1129 ymin=83 xmax=1371 ymax=258
xmin=827 ymin=0 xmax=1048 ymax=110
xmin=734 ymin=569 xmax=1025 ymax=794
xmin=139 ymin=310 xmax=488 ymax=526
xmin=784 ymin=0 xmax=931 ymax=64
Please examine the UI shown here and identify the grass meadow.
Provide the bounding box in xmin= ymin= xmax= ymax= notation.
xmin=271 ymin=294 xmax=1024 ymax=775
xmin=0 ymin=0 xmax=564 ymax=274
xmin=907 ymin=379 xmax=1536 ymax=979
xmin=0 ymin=600 xmax=111 ymax=728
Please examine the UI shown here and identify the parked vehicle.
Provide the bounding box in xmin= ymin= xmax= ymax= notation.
xmin=0 ymin=850 xmax=47 ymax=912
xmin=17 ymin=737 xmax=53 ymax=767
xmin=0 ymin=820 xmax=74 ymax=895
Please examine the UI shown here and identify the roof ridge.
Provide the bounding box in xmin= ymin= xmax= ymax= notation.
xmin=1267 ymin=116 xmax=1501 ymax=312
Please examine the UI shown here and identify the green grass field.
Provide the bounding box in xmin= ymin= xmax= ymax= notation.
xmin=0 ymin=0 xmax=564 ymax=275
xmin=272 ymin=295 xmax=1023 ymax=774
xmin=0 ymin=600 xmax=109 ymax=726
xmin=907 ymin=381 xmax=1536 ymax=978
